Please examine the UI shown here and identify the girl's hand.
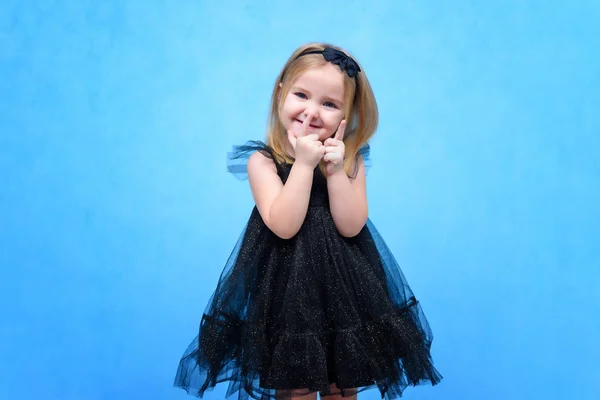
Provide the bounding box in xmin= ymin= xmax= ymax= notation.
xmin=288 ymin=115 xmax=325 ymax=168
xmin=323 ymin=120 xmax=346 ymax=176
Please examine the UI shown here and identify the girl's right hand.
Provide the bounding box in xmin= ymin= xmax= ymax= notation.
xmin=287 ymin=115 xmax=325 ymax=168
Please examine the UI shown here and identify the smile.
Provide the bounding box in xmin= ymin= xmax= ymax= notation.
xmin=295 ymin=119 xmax=322 ymax=128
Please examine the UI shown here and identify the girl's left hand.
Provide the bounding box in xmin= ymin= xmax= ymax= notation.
xmin=323 ymin=119 xmax=346 ymax=176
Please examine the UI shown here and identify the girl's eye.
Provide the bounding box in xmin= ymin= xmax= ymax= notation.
xmin=324 ymin=102 xmax=337 ymax=109
xmin=294 ymin=92 xmax=307 ymax=99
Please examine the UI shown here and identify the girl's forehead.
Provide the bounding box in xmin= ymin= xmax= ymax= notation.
xmin=292 ymin=64 xmax=345 ymax=90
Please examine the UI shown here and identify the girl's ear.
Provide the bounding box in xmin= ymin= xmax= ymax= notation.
xmin=279 ymin=82 xmax=283 ymax=88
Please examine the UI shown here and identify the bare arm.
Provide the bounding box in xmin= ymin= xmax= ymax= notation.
xmin=247 ymin=151 xmax=315 ymax=239
xmin=327 ymin=155 xmax=369 ymax=237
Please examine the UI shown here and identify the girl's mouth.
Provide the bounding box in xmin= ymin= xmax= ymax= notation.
xmin=295 ymin=119 xmax=322 ymax=129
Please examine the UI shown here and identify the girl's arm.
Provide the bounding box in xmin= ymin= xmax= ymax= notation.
xmin=327 ymin=156 xmax=369 ymax=237
xmin=247 ymin=151 xmax=314 ymax=239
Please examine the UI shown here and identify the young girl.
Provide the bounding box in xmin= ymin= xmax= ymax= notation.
xmin=174 ymin=43 xmax=442 ymax=400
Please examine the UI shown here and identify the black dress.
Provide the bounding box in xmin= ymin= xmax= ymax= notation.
xmin=174 ymin=141 xmax=442 ymax=400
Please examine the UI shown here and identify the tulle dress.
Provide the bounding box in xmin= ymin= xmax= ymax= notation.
xmin=174 ymin=141 xmax=442 ymax=400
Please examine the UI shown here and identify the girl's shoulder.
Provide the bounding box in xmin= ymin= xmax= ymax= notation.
xmin=227 ymin=140 xmax=282 ymax=181
xmin=354 ymin=142 xmax=372 ymax=176
xmin=226 ymin=140 xmax=372 ymax=181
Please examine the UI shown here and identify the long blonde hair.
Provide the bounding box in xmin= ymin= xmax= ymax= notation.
xmin=265 ymin=43 xmax=378 ymax=177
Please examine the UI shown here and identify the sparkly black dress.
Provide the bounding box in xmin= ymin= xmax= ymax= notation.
xmin=174 ymin=141 xmax=442 ymax=400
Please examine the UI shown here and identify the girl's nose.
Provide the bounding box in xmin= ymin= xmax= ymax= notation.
xmin=303 ymin=104 xmax=319 ymax=119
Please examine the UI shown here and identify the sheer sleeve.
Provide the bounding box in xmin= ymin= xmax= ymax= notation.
xmin=356 ymin=142 xmax=372 ymax=176
xmin=226 ymin=140 xmax=278 ymax=181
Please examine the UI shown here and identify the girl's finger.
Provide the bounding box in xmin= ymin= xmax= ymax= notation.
xmin=323 ymin=152 xmax=342 ymax=163
xmin=334 ymin=119 xmax=346 ymax=141
xmin=298 ymin=114 xmax=315 ymax=138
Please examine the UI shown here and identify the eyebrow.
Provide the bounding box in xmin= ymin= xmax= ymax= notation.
xmin=291 ymin=85 xmax=344 ymax=105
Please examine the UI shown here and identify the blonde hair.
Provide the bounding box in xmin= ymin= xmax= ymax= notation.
xmin=265 ymin=42 xmax=378 ymax=177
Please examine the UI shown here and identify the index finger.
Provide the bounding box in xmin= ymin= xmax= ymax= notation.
xmin=297 ymin=114 xmax=314 ymax=138
xmin=334 ymin=119 xmax=346 ymax=141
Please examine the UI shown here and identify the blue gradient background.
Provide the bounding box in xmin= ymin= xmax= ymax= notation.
xmin=1 ymin=1 xmax=599 ymax=399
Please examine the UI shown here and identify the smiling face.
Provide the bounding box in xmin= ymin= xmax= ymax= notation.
xmin=279 ymin=63 xmax=346 ymax=142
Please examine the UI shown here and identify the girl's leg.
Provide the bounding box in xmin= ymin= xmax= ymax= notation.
xmin=322 ymin=383 xmax=357 ymax=400
xmin=276 ymin=388 xmax=317 ymax=400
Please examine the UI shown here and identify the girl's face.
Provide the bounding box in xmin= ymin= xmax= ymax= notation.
xmin=279 ymin=64 xmax=346 ymax=142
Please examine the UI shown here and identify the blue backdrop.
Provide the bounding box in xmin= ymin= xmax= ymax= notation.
xmin=1 ymin=1 xmax=598 ymax=399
